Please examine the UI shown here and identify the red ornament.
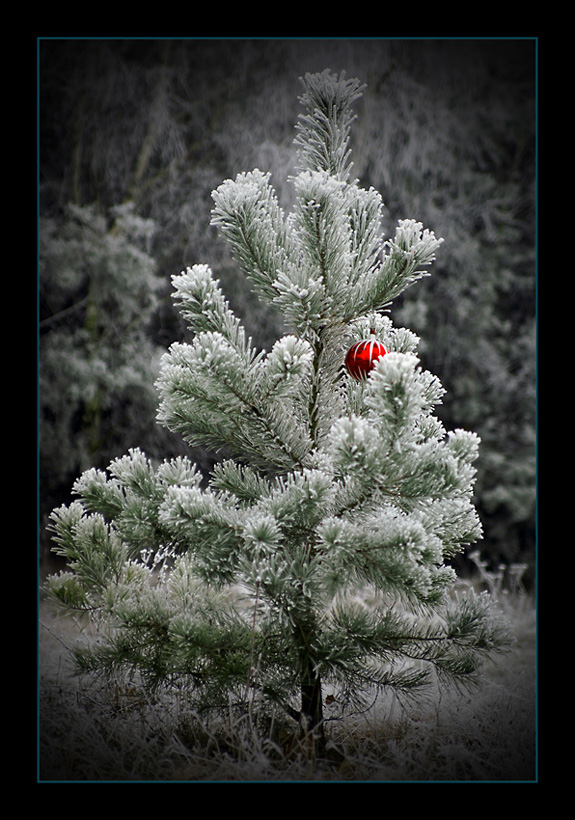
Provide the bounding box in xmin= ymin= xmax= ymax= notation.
xmin=345 ymin=331 xmax=388 ymax=380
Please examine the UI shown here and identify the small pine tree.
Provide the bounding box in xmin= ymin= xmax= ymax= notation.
xmin=44 ymin=70 xmax=510 ymax=760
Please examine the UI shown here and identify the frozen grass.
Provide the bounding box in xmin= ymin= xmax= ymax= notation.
xmin=38 ymin=560 xmax=536 ymax=783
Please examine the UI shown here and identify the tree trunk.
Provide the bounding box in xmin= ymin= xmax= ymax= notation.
xmin=300 ymin=657 xmax=326 ymax=759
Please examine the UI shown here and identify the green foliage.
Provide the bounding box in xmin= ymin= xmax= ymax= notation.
xmin=294 ymin=69 xmax=365 ymax=181
xmin=39 ymin=41 xmax=536 ymax=565
xmin=44 ymin=70 xmax=512 ymax=744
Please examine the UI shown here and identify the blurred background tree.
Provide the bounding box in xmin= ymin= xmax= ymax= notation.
xmin=38 ymin=38 xmax=536 ymax=579
xmin=39 ymin=202 xmax=164 ymax=512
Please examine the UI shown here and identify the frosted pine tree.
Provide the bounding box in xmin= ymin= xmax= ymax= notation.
xmin=45 ymin=70 xmax=510 ymax=760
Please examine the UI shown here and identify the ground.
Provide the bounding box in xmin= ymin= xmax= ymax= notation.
xmin=37 ymin=567 xmax=536 ymax=783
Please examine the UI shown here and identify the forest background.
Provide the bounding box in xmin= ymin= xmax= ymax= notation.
xmin=38 ymin=37 xmax=537 ymax=583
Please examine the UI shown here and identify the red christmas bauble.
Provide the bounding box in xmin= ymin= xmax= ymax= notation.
xmin=345 ymin=333 xmax=388 ymax=380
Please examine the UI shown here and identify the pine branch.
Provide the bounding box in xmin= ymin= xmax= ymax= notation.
xmin=211 ymin=170 xmax=294 ymax=303
xmin=294 ymin=69 xmax=365 ymax=181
